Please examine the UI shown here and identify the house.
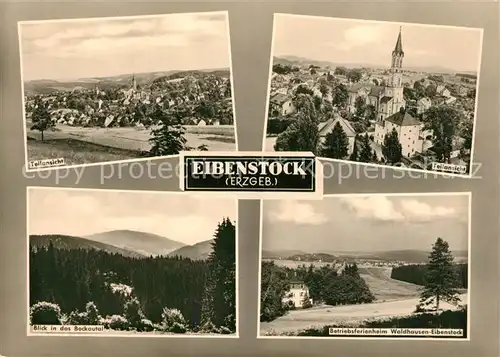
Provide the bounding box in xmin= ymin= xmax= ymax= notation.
xmin=458 ymin=86 xmax=469 ymax=97
xmin=197 ymin=119 xmax=207 ymax=126
xmin=282 ymin=280 xmax=313 ymax=308
xmin=445 ymin=96 xmax=457 ymax=105
xmin=416 ymin=97 xmax=432 ymax=114
xmin=318 ymin=116 xmax=357 ymax=155
xmin=269 ymin=93 xmax=296 ymax=116
xmin=374 ymin=109 xmax=424 ymax=158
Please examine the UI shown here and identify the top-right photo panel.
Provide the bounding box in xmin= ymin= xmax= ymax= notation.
xmin=263 ymin=14 xmax=483 ymax=177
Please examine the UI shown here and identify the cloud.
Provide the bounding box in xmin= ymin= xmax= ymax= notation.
xmin=331 ymin=25 xmax=387 ymax=51
xmin=340 ymin=195 xmax=459 ymax=223
xmin=269 ymin=201 xmax=328 ymax=225
xmin=399 ymin=199 xmax=456 ymax=222
xmin=340 ymin=196 xmax=405 ymax=222
xmin=21 ymin=12 xmax=228 ymax=58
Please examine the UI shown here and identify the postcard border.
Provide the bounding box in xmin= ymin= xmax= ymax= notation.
xmin=256 ymin=191 xmax=472 ymax=341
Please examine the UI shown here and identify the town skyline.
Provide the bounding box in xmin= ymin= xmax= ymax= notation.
xmin=262 ymin=195 xmax=470 ymax=253
xmin=28 ymin=188 xmax=236 ymax=245
xmin=272 ymin=14 xmax=483 ymax=73
xmin=19 ymin=11 xmax=232 ymax=81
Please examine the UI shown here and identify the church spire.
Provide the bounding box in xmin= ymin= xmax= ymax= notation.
xmin=392 ymin=27 xmax=404 ymax=57
xmin=132 ymin=74 xmax=137 ymax=91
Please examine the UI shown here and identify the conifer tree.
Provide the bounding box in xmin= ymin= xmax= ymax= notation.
xmin=148 ymin=105 xmax=188 ymax=156
xmin=358 ymin=134 xmax=373 ymax=163
xmin=320 ymin=121 xmax=349 ymax=159
xmin=419 ymin=237 xmax=461 ymax=311
xmin=200 ymin=218 xmax=236 ymax=331
xmin=382 ymin=128 xmax=403 ymax=164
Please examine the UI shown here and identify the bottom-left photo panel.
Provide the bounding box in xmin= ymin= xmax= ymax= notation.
xmin=26 ymin=186 xmax=238 ymax=337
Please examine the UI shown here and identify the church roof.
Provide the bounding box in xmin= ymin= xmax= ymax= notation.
xmin=380 ymin=96 xmax=393 ymax=104
xmin=393 ymin=27 xmax=404 ymax=56
xmin=386 ymin=111 xmax=421 ymax=127
xmin=318 ymin=115 xmax=356 ymax=137
xmin=348 ymin=84 xmax=385 ymax=97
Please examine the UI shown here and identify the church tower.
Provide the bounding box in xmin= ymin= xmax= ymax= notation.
xmin=132 ymin=74 xmax=137 ymax=91
xmin=387 ymin=27 xmax=405 ymax=115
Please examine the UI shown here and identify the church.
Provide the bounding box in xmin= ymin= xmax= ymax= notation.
xmin=347 ymin=28 xmax=428 ymax=159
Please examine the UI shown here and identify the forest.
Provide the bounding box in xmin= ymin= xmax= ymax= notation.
xmin=391 ymin=263 xmax=468 ymax=289
xmin=260 ymin=262 xmax=375 ymax=322
xmin=29 ymin=218 xmax=236 ymax=334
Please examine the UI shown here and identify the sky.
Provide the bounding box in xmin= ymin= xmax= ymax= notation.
xmin=262 ymin=194 xmax=469 ymax=253
xmin=272 ymin=14 xmax=483 ymax=73
xmin=28 ymin=188 xmax=236 ymax=245
xmin=20 ymin=11 xmax=231 ymax=81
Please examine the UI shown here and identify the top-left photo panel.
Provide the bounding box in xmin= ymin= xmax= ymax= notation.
xmin=18 ymin=11 xmax=237 ymax=172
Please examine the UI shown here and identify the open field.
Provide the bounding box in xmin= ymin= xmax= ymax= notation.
xmin=259 ymin=293 xmax=467 ymax=335
xmin=358 ymin=267 xmax=421 ymax=301
xmin=26 ymin=123 xmax=236 ymax=166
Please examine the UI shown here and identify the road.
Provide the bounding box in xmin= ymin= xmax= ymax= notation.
xmin=260 ymin=293 xmax=467 ymax=335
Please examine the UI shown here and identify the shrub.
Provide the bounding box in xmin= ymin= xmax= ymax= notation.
xmin=169 ymin=322 xmax=187 ymax=334
xmin=124 ymin=297 xmax=145 ymax=329
xmin=161 ymin=308 xmax=187 ymax=333
xmin=108 ymin=315 xmax=129 ymax=331
xmin=199 ymin=320 xmax=220 ymax=334
xmin=85 ymin=302 xmax=101 ymax=325
xmin=219 ymin=326 xmax=232 ymax=334
xmin=30 ymin=301 xmax=62 ymax=325
xmin=139 ymin=319 xmax=154 ymax=332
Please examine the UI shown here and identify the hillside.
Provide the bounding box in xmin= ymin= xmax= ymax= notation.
xmin=358 ymin=267 xmax=421 ymax=301
xmin=262 ymin=249 xmax=308 ymax=259
xmin=85 ymin=230 xmax=185 ymax=257
xmin=29 ymin=234 xmax=144 ymax=258
xmin=168 ymin=239 xmax=214 ymax=260
xmin=24 ymin=68 xmax=231 ymax=96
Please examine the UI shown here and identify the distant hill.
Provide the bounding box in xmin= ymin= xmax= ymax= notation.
xmin=167 ymin=239 xmax=214 ymax=260
xmin=261 ymin=249 xmax=308 ymax=259
xmin=85 ymin=230 xmax=185 ymax=257
xmin=30 ymin=234 xmax=144 ymax=259
xmin=265 ymin=249 xmax=468 ymax=264
xmin=274 ymin=55 xmax=461 ymax=74
xmin=24 ymin=68 xmax=231 ymax=96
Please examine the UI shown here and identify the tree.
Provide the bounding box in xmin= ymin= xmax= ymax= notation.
xmin=354 ymin=96 xmax=366 ymax=119
xmin=334 ymin=67 xmax=347 ymax=75
xmin=419 ymin=237 xmax=461 ymax=312
xmin=382 ymin=128 xmax=403 ymax=164
xmin=301 ymin=292 xmax=312 ymax=309
xmin=148 ymin=106 xmax=188 ymax=157
xmin=349 ymin=138 xmax=359 ymax=161
xmin=425 ymin=84 xmax=437 ymax=98
xmin=331 ymin=84 xmax=349 ymax=109
xmin=423 ymin=106 xmax=463 ymax=163
xmin=274 ymin=94 xmax=320 ymax=154
xmin=358 ymin=134 xmax=373 ymax=163
xmin=260 ymin=262 xmax=290 ymax=322
xmin=30 ymin=100 xmax=54 ymax=141
xmin=347 ymin=69 xmax=362 ymax=83
xmin=364 ymin=104 xmax=376 ymax=123
xmin=320 ymin=121 xmax=349 ymax=159
xmin=201 ymin=218 xmax=236 ymax=331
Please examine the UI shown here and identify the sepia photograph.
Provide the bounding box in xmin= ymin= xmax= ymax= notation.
xmin=258 ymin=193 xmax=470 ymax=339
xmin=27 ymin=187 xmax=237 ymax=337
xmin=19 ymin=11 xmax=237 ymax=172
xmin=263 ymin=14 xmax=483 ymax=177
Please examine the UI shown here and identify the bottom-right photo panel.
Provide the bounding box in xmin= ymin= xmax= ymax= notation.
xmin=258 ymin=192 xmax=470 ymax=340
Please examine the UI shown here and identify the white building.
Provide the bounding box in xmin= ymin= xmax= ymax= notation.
xmin=374 ymin=110 xmax=425 ymax=159
xmin=282 ymin=280 xmax=313 ymax=308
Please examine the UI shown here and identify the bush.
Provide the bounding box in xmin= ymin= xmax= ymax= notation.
xmin=199 ymin=320 xmax=220 ymax=334
xmin=108 ymin=315 xmax=129 ymax=331
xmin=169 ymin=322 xmax=187 ymax=334
xmin=124 ymin=297 xmax=145 ymax=329
xmin=139 ymin=318 xmax=154 ymax=332
xmin=161 ymin=308 xmax=187 ymax=332
xmin=66 ymin=301 xmax=101 ymax=325
xmin=30 ymin=301 xmax=62 ymax=325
